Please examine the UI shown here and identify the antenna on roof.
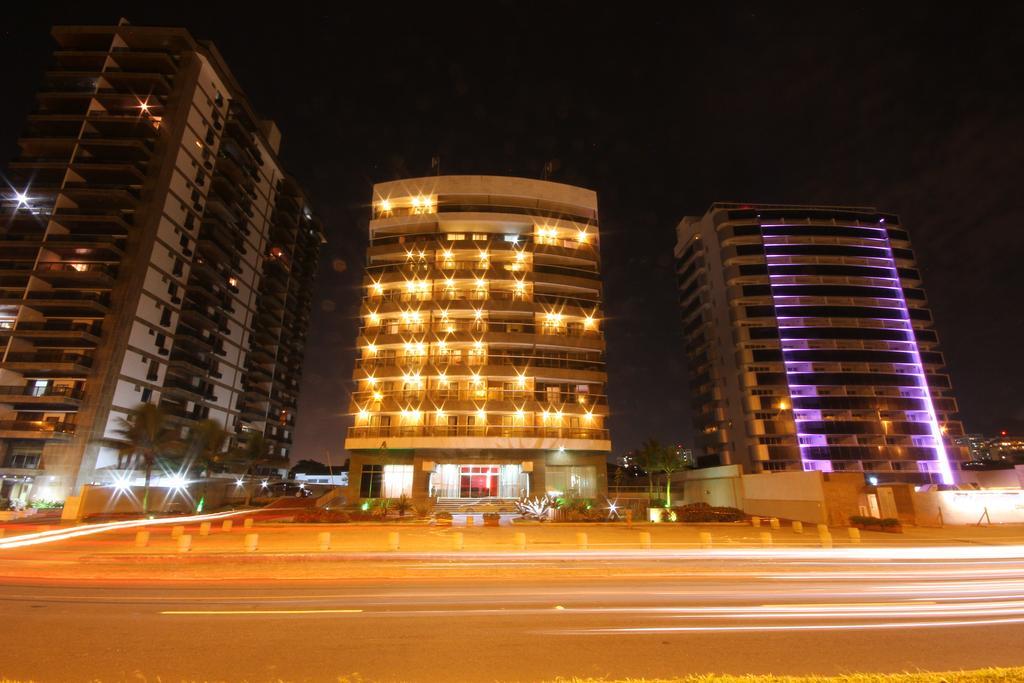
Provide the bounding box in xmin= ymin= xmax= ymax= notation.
xmin=542 ymin=160 xmax=554 ymax=180
xmin=431 ymin=156 xmax=440 ymax=176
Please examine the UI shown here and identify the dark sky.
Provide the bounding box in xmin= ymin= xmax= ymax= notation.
xmin=4 ymin=3 xmax=1024 ymax=465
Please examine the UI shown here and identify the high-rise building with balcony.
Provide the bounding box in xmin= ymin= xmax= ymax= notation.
xmin=0 ymin=24 xmax=324 ymax=504
xmin=675 ymin=203 xmax=966 ymax=485
xmin=345 ymin=175 xmax=611 ymax=502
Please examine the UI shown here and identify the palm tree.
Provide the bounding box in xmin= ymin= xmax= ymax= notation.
xmin=659 ymin=445 xmax=689 ymax=507
xmin=637 ymin=439 xmax=665 ymax=502
xmin=105 ymin=403 xmax=180 ymax=515
xmin=181 ymin=419 xmax=229 ymax=512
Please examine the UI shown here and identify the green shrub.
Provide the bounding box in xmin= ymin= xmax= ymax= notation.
xmin=394 ymin=493 xmax=412 ymax=517
xmin=672 ymin=502 xmax=746 ymax=523
xmin=880 ymin=517 xmax=901 ymax=527
xmin=434 ymin=511 xmax=453 ymax=521
xmin=29 ymin=499 xmax=64 ymax=509
xmin=482 ymin=512 xmax=501 ymax=521
xmin=649 ymin=498 xmax=667 ymax=508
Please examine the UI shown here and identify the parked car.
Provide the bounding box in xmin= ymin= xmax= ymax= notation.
xmin=264 ymin=482 xmax=313 ymax=498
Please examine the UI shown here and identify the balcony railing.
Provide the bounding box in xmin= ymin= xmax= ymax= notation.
xmin=347 ymin=425 xmax=608 ymax=440
xmin=0 ymin=420 xmax=76 ymax=434
xmin=0 ymin=385 xmax=83 ymax=399
xmin=2 ymin=352 xmax=93 ymax=367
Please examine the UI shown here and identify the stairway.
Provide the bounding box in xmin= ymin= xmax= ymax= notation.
xmin=434 ymin=497 xmax=519 ymax=513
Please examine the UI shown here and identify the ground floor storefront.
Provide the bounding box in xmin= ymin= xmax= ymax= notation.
xmin=346 ymin=450 xmax=609 ymax=501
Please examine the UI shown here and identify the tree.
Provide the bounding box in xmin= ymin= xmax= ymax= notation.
xmin=658 ymin=445 xmax=690 ymax=507
xmin=636 ymin=439 xmax=668 ymax=502
xmin=181 ymin=419 xmax=229 ymax=512
xmin=104 ymin=403 xmax=180 ymax=515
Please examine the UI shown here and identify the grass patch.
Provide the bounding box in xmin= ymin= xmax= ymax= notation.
xmin=550 ymin=668 xmax=1024 ymax=683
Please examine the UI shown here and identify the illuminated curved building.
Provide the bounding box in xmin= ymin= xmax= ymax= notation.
xmin=675 ymin=203 xmax=966 ymax=484
xmin=345 ymin=176 xmax=611 ymax=501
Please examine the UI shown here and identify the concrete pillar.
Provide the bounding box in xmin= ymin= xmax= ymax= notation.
xmin=244 ymin=533 xmax=258 ymax=552
xmin=317 ymin=531 xmax=331 ymax=551
xmin=848 ymin=527 xmax=861 ymax=543
xmin=243 ymin=517 xmax=254 ymax=529
xmin=177 ymin=534 xmax=192 ymax=553
xmin=388 ymin=531 xmax=400 ymax=551
xmin=760 ymin=531 xmax=773 ymax=547
xmin=222 ymin=520 xmax=233 ymax=532
xmin=639 ymin=531 xmax=652 ymax=549
xmin=465 ymin=514 xmax=474 ymax=527
xmin=452 ymin=532 xmax=464 ymax=551
xmin=576 ymin=532 xmax=588 ymax=550
xmin=514 ymin=532 xmax=527 ymax=550
xmin=769 ymin=518 xmax=780 ymax=530
xmin=699 ymin=531 xmax=712 ymax=549
xmin=792 ymin=521 xmax=804 ymax=534
xmin=199 ymin=521 xmax=211 ymax=536
xmin=751 ymin=516 xmax=761 ymax=527
xmin=134 ymin=530 xmax=150 ymax=548
xmin=171 ymin=525 xmax=184 ymax=538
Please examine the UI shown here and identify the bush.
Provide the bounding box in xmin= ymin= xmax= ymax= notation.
xmin=672 ymin=502 xmax=746 ymax=523
xmin=29 ymin=499 xmax=64 ymax=510
xmin=850 ymin=515 xmax=884 ymax=526
xmin=394 ymin=494 xmax=412 ymax=517
xmin=293 ymin=509 xmax=350 ymax=524
xmin=880 ymin=517 xmax=902 ymax=527
xmin=559 ymin=497 xmax=595 ymax=513
xmin=412 ymin=501 xmax=434 ymax=518
xmin=649 ymin=498 xmax=667 ymax=509
xmin=434 ymin=511 xmax=453 ymax=521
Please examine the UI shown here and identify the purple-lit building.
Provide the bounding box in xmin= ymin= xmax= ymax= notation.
xmin=674 ymin=203 xmax=967 ymax=485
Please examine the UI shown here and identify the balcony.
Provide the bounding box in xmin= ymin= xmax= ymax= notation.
xmin=21 ymin=290 xmax=110 ymax=316
xmin=0 ymin=420 xmax=76 ymax=439
xmin=345 ymin=425 xmax=610 ymax=452
xmin=33 ymin=261 xmax=117 ymax=287
xmin=1 ymin=352 xmax=93 ymax=374
xmin=0 ymin=384 xmax=83 ymax=408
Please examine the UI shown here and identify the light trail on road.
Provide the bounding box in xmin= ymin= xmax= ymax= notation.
xmin=0 ymin=508 xmax=251 ymax=550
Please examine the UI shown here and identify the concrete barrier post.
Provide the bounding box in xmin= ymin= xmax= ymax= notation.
xmin=820 ymin=532 xmax=833 ymax=549
xmin=576 ymin=532 xmax=588 ymax=550
xmin=770 ymin=518 xmax=781 ymax=530
xmin=698 ymin=531 xmax=712 ymax=549
xmin=388 ymin=531 xmax=400 ymax=551
xmin=514 ymin=532 xmax=527 ymax=550
xmin=792 ymin=521 xmax=804 ymax=534
xmin=452 ymin=532 xmax=464 ymax=551
xmin=135 ymin=530 xmax=150 ymax=548
xmin=0 ymin=528 xmax=5 ymax=538
xmin=848 ymin=527 xmax=861 ymax=543
xmin=760 ymin=531 xmax=773 ymax=548
xmin=465 ymin=515 xmax=474 ymax=527
xmin=317 ymin=531 xmax=331 ymax=551
xmin=816 ymin=523 xmax=829 ymax=535
xmin=751 ymin=516 xmax=761 ymax=527
xmin=244 ymin=533 xmax=259 ymax=552
xmin=199 ymin=521 xmax=212 ymax=536
xmin=171 ymin=525 xmax=185 ymax=538
xmin=243 ymin=518 xmax=254 ymax=529
xmin=639 ymin=531 xmax=652 ymax=550
xmin=222 ymin=520 xmax=234 ymax=532
xmin=177 ymin=534 xmax=192 ymax=553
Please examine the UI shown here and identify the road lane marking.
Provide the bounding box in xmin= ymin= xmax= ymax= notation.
xmin=161 ymin=608 xmax=363 ymax=615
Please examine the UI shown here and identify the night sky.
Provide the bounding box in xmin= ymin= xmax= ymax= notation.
xmin=3 ymin=4 xmax=1023 ymax=466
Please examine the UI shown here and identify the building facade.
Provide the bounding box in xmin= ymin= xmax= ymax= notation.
xmin=675 ymin=203 xmax=965 ymax=485
xmin=0 ymin=24 xmax=323 ymax=504
xmin=345 ymin=175 xmax=611 ymax=501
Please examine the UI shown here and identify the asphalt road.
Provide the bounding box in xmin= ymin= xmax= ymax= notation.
xmin=2 ymin=554 xmax=1024 ymax=682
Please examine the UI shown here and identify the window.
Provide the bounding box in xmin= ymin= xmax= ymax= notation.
xmin=359 ymin=464 xmax=383 ymax=498
xmin=382 ymin=464 xmax=414 ymax=498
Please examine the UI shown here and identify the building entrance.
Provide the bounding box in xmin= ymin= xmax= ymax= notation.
xmin=430 ymin=464 xmax=527 ymax=499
